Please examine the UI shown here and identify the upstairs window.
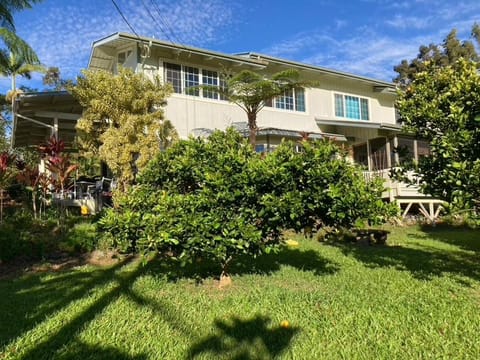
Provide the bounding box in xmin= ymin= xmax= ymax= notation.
xmin=276 ymin=89 xmax=294 ymax=110
xmin=164 ymin=62 xmax=227 ymax=100
xmin=165 ymin=63 xmax=182 ymax=93
xmin=334 ymin=93 xmax=369 ymax=120
xmin=184 ymin=66 xmax=199 ymax=96
xmin=117 ymin=49 xmax=133 ymax=66
xmin=202 ymin=69 xmax=218 ymax=99
xmin=265 ymin=88 xmax=306 ymax=112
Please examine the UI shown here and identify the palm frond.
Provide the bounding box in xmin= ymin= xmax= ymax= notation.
xmin=0 ymin=28 xmax=40 ymax=66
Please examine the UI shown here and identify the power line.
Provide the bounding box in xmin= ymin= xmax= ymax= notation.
xmin=140 ymin=0 xmax=176 ymax=44
xmin=111 ymin=0 xmax=140 ymax=38
xmin=149 ymin=0 xmax=184 ymax=45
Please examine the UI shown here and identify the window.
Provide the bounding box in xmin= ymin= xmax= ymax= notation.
xmin=264 ymin=88 xmax=306 ymax=112
xmin=277 ymin=89 xmax=294 ymax=110
xmin=202 ymin=69 xmax=218 ymax=99
xmin=117 ymin=50 xmax=133 ymax=65
xmin=165 ymin=63 xmax=182 ymax=93
xmin=295 ymin=88 xmax=305 ymax=112
xmin=164 ymin=62 xmax=227 ymax=100
xmin=184 ymin=66 xmax=199 ymax=96
xmin=334 ymin=93 xmax=369 ymax=120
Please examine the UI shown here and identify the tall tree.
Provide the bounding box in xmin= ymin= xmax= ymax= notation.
xmin=0 ymin=1 xmax=42 ymax=71
xmin=393 ymin=24 xmax=480 ymax=87
xmin=70 ymin=68 xmax=178 ymax=191
xmin=0 ymin=1 xmax=42 ymax=30
xmin=1 ymin=50 xmax=45 ymax=100
xmin=43 ymin=66 xmax=74 ymax=91
xmin=202 ymin=69 xmax=316 ymax=145
xmin=395 ymin=59 xmax=480 ymax=211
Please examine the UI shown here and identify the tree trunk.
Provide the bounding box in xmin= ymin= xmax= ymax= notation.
xmin=247 ymin=112 xmax=258 ymax=147
xmin=218 ymin=256 xmax=233 ymax=288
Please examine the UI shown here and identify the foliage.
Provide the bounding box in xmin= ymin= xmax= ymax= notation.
xmin=201 ymin=69 xmax=317 ymax=145
xmin=42 ymin=66 xmax=74 ymax=91
xmin=0 ymin=99 xmax=8 ymax=152
xmin=0 ymin=213 xmax=97 ymax=262
xmin=40 ymin=137 xmax=78 ymax=194
xmin=0 ymin=1 xmax=42 ymax=31
xmin=395 ymin=59 xmax=480 ymax=211
xmin=2 ymin=226 xmax=480 ymax=359
xmin=99 ymin=129 xmax=396 ymax=277
xmin=0 ymin=150 xmax=16 ymax=223
xmin=70 ymin=67 xmax=178 ymax=191
xmin=1 ymin=49 xmax=45 ymax=97
xmin=393 ymin=23 xmax=480 ymax=86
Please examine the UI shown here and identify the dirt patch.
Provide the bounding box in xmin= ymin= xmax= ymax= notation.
xmin=0 ymin=250 xmax=121 ymax=280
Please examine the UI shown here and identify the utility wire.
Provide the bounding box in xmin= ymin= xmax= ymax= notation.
xmin=111 ymin=0 xmax=140 ymax=38
xmin=140 ymin=0 xmax=176 ymax=44
xmin=147 ymin=0 xmax=193 ymax=52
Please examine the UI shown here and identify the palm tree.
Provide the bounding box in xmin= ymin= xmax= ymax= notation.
xmin=1 ymin=48 xmax=45 ymax=101
xmin=200 ymin=69 xmax=318 ymax=145
xmin=0 ymin=28 xmax=41 ymax=76
xmin=1 ymin=1 xmax=44 ymax=94
xmin=0 ymin=1 xmax=42 ymax=30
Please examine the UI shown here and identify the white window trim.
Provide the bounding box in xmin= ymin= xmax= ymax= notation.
xmin=161 ymin=59 xmax=228 ymax=102
xmin=265 ymin=88 xmax=307 ymax=113
xmin=333 ymin=92 xmax=370 ymax=121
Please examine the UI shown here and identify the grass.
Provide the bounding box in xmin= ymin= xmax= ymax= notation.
xmin=1 ymin=225 xmax=480 ymax=359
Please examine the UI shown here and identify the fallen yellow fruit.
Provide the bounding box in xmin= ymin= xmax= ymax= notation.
xmin=280 ymin=320 xmax=290 ymax=328
xmin=285 ymin=239 xmax=299 ymax=247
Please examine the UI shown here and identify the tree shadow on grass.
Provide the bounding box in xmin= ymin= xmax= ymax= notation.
xmin=0 ymin=256 xmax=133 ymax=349
xmin=142 ymin=246 xmax=339 ymax=283
xmin=187 ymin=314 xmax=298 ymax=360
xmin=232 ymin=247 xmax=339 ymax=277
xmin=331 ymin=238 xmax=480 ymax=284
xmin=8 ymin=254 xmax=193 ymax=360
xmin=49 ymin=340 xmax=148 ymax=360
xmin=0 ymin=245 xmax=331 ymax=359
xmin=419 ymin=224 xmax=480 ymax=253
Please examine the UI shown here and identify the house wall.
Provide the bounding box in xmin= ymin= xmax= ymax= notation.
xmin=122 ymin=46 xmax=396 ymax=139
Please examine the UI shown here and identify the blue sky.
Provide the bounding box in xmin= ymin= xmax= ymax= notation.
xmin=3 ymin=0 xmax=480 ymax=93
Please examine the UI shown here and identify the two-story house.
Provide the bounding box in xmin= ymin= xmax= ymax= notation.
xmin=12 ymin=32 xmax=443 ymax=219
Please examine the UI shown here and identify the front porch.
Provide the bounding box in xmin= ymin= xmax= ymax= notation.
xmin=316 ymin=118 xmax=444 ymax=221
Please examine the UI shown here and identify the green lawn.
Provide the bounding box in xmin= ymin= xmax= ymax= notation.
xmin=1 ymin=225 xmax=480 ymax=359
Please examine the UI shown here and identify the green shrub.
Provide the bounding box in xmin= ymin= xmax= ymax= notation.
xmin=99 ymin=129 xmax=397 ymax=277
xmin=61 ymin=222 xmax=98 ymax=253
xmin=0 ymin=212 xmax=57 ymax=262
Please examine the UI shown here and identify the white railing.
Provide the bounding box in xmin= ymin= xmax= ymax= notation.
xmin=363 ymin=169 xmax=425 ymax=200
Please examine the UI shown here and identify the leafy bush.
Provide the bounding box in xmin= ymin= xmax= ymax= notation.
xmin=99 ymin=129 xmax=397 ymax=277
xmin=61 ymin=222 xmax=98 ymax=253
xmin=0 ymin=212 xmax=57 ymax=262
xmin=0 ymin=212 xmax=99 ymax=262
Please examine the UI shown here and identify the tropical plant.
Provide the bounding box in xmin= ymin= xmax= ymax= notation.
xmin=1 ymin=50 xmax=45 ymax=100
xmin=200 ymin=69 xmax=317 ymax=145
xmin=395 ymin=58 xmax=480 ymax=212
xmin=0 ymin=151 xmax=15 ymax=223
xmin=39 ymin=137 xmax=78 ymax=196
xmin=70 ymin=67 xmax=178 ymax=191
xmin=99 ymin=129 xmax=396 ymax=282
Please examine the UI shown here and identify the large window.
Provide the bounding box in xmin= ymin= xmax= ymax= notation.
xmin=165 ymin=63 xmax=182 ymax=93
xmin=265 ymin=88 xmax=306 ymax=112
xmin=164 ymin=62 xmax=226 ymax=100
xmin=184 ymin=66 xmax=199 ymax=96
xmin=202 ymin=69 xmax=218 ymax=99
xmin=334 ymin=93 xmax=369 ymax=120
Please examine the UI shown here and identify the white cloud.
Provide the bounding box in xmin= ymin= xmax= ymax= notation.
xmin=385 ymin=15 xmax=430 ymax=30
xmin=14 ymin=0 xmax=238 ymax=82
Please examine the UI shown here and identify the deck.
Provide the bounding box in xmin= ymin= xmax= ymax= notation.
xmin=364 ymin=169 xmax=444 ymax=222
